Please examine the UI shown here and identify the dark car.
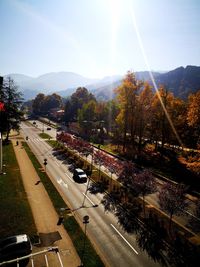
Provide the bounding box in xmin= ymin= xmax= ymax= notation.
xmin=0 ymin=234 xmax=32 ymax=266
xmin=73 ymin=168 xmax=87 ymax=183
xmin=47 ymin=127 xmax=51 ymax=130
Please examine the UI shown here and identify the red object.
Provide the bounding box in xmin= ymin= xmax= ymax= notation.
xmin=0 ymin=102 xmax=5 ymax=111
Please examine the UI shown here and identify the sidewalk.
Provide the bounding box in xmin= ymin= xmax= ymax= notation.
xmin=12 ymin=136 xmax=80 ymax=267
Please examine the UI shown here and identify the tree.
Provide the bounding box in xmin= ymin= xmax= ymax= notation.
xmin=150 ymin=86 xmax=176 ymax=151
xmin=137 ymin=82 xmax=153 ymax=152
xmin=134 ymin=170 xmax=157 ymax=216
xmin=0 ymin=77 xmax=23 ymax=140
xmin=187 ymin=90 xmax=200 ymax=148
xmin=32 ymin=93 xmax=46 ymax=115
xmin=93 ymin=150 xmax=107 ymax=180
xmin=158 ymin=183 xmax=188 ymax=232
xmin=104 ymin=156 xmax=121 ymax=191
xmin=32 ymin=93 xmax=63 ymax=116
xmin=115 ymin=71 xmax=143 ymax=153
xmin=188 ymin=199 xmax=200 ymax=232
xmin=64 ymin=87 xmax=96 ymax=123
xmin=45 ymin=93 xmax=63 ymax=110
xmin=118 ymin=161 xmax=140 ymax=201
xmin=78 ymin=100 xmax=97 ymax=139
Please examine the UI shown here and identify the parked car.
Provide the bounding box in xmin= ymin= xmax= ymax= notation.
xmin=0 ymin=234 xmax=32 ymax=266
xmin=47 ymin=127 xmax=51 ymax=130
xmin=73 ymin=168 xmax=87 ymax=183
xmin=33 ymin=121 xmax=36 ymax=125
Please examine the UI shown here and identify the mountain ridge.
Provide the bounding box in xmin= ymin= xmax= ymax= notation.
xmin=3 ymin=66 xmax=200 ymax=101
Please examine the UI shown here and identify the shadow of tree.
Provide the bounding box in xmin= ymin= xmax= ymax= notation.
xmin=115 ymin=202 xmax=142 ymax=233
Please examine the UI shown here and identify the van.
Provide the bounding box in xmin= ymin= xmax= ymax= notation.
xmin=0 ymin=234 xmax=32 ymax=265
xmin=73 ymin=168 xmax=87 ymax=183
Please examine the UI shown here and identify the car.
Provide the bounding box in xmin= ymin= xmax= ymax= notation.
xmin=33 ymin=121 xmax=36 ymax=125
xmin=73 ymin=168 xmax=87 ymax=183
xmin=0 ymin=234 xmax=32 ymax=266
xmin=47 ymin=127 xmax=51 ymax=130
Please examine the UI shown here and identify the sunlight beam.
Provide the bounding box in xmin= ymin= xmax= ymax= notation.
xmin=128 ymin=1 xmax=184 ymax=147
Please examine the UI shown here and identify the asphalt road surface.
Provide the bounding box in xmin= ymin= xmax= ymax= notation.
xmin=20 ymin=121 xmax=166 ymax=267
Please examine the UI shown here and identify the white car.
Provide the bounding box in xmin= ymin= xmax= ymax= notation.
xmin=73 ymin=168 xmax=87 ymax=183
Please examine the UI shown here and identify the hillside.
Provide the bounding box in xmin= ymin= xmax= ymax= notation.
xmin=4 ymin=66 xmax=200 ymax=101
xmin=155 ymin=65 xmax=200 ymax=99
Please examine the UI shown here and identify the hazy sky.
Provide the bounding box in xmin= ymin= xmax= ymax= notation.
xmin=0 ymin=0 xmax=199 ymax=78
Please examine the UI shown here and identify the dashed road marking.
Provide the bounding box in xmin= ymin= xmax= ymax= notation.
xmin=82 ymin=193 xmax=95 ymax=205
xmin=110 ymin=224 xmax=138 ymax=255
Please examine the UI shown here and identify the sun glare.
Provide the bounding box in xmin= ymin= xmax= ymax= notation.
xmin=128 ymin=1 xmax=184 ymax=148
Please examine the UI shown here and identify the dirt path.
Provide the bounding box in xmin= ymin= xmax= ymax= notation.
xmin=12 ymin=135 xmax=80 ymax=267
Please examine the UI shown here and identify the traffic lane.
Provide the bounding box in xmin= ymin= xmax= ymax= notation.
xmin=44 ymin=168 xmax=160 ymax=267
xmin=43 ymin=161 xmax=162 ymax=267
xmin=20 ymin=123 xmax=163 ymax=267
xmin=33 ymin=120 xmax=57 ymax=139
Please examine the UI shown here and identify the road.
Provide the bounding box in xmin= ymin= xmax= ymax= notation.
xmin=20 ymin=121 xmax=163 ymax=267
xmin=27 ymin=120 xmax=200 ymax=233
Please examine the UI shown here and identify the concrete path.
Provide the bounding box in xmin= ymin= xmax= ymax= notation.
xmin=12 ymin=136 xmax=80 ymax=267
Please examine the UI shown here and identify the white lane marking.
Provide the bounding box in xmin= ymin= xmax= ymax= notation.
xmin=65 ymin=173 xmax=74 ymax=183
xmin=55 ymin=161 xmax=60 ymax=167
xmin=57 ymin=178 xmax=68 ymax=189
xmin=184 ymin=210 xmax=200 ymax=221
xmin=82 ymin=193 xmax=95 ymax=205
xmin=110 ymin=224 xmax=138 ymax=255
xmin=45 ymin=254 xmax=49 ymax=267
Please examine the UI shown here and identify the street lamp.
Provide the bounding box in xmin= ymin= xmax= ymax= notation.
xmin=43 ymin=158 xmax=47 ymax=172
xmin=79 ymin=215 xmax=89 ymax=267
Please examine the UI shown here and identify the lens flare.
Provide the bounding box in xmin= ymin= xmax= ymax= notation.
xmin=128 ymin=1 xmax=183 ymax=147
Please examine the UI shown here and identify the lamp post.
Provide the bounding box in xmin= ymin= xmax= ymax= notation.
xmin=79 ymin=215 xmax=89 ymax=267
xmin=43 ymin=158 xmax=47 ymax=172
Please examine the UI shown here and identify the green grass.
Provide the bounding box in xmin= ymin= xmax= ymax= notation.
xmin=23 ymin=142 xmax=104 ymax=267
xmin=0 ymin=142 xmax=37 ymax=240
xmin=64 ymin=217 xmax=103 ymax=267
xmin=39 ymin=132 xmax=52 ymax=139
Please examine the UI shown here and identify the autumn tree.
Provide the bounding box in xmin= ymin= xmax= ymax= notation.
xmin=158 ymin=183 xmax=188 ymax=232
xmin=136 ymin=82 xmax=153 ymax=152
xmin=93 ymin=150 xmax=107 ymax=180
xmin=118 ymin=162 xmax=140 ymax=202
xmin=187 ymin=90 xmax=200 ymax=148
xmin=150 ymin=86 xmax=176 ymax=151
xmin=134 ymin=170 xmax=157 ymax=216
xmin=115 ymin=71 xmax=143 ymax=153
xmin=169 ymin=97 xmax=187 ymax=146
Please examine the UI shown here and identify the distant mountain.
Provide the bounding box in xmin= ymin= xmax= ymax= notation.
xmin=4 ymin=66 xmax=200 ymax=101
xmin=88 ymin=71 xmax=161 ymax=101
xmin=4 ymin=72 xmax=98 ymax=100
xmin=154 ymin=65 xmax=200 ymax=99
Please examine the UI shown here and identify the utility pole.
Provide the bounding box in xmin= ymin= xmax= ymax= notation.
xmin=79 ymin=215 xmax=89 ymax=267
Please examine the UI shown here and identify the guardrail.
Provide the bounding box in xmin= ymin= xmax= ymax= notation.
xmin=0 ymin=247 xmax=64 ymax=267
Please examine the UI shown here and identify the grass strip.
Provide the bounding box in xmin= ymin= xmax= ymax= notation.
xmin=0 ymin=143 xmax=37 ymax=241
xmin=23 ymin=142 xmax=104 ymax=267
xmin=38 ymin=133 xmax=52 ymax=139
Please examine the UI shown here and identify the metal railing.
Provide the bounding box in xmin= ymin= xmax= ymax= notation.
xmin=0 ymin=246 xmax=64 ymax=267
